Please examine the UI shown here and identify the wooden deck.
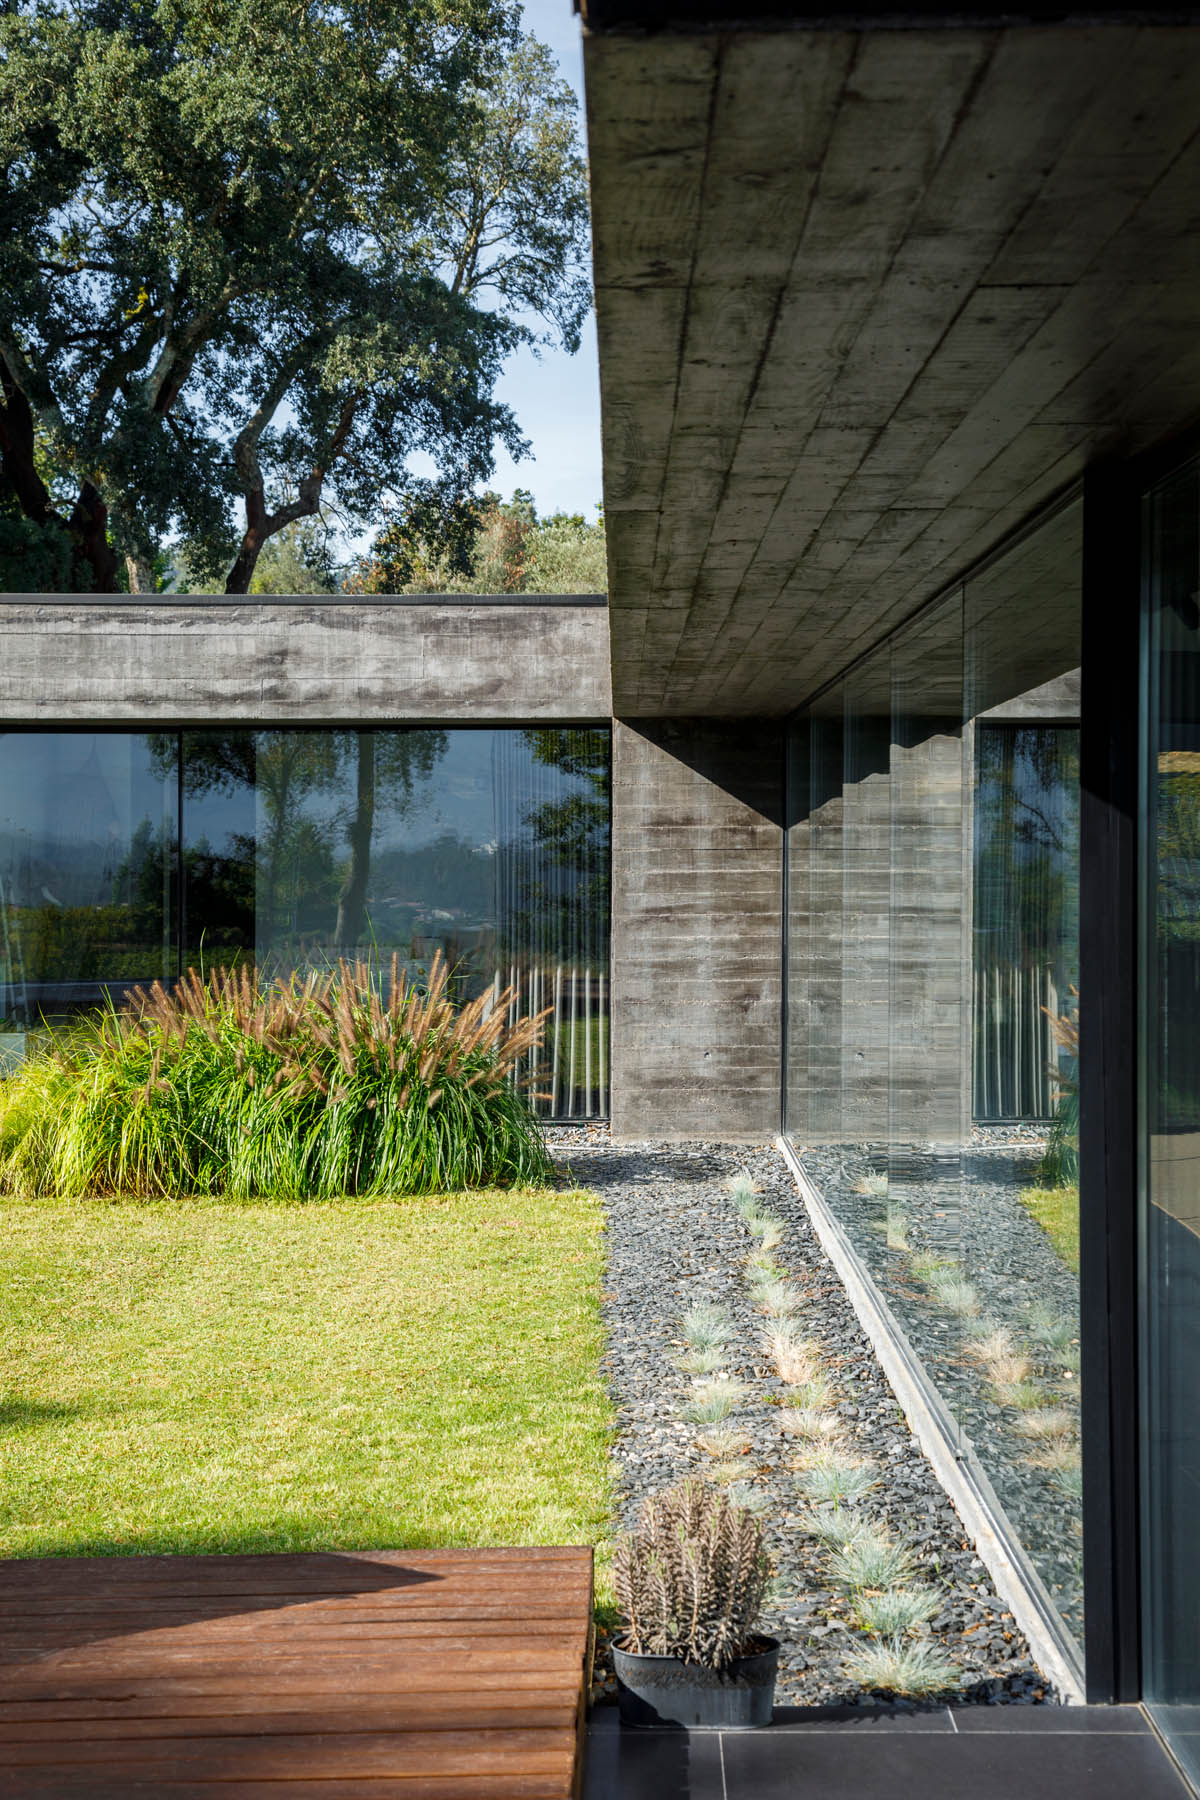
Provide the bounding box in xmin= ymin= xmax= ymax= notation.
xmin=0 ymin=1547 xmax=594 ymax=1798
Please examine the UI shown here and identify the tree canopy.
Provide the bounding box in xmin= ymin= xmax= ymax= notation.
xmin=0 ymin=1 xmax=590 ymax=594
xmin=345 ymin=487 xmax=607 ymax=595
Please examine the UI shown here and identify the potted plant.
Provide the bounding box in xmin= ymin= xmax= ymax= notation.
xmin=612 ymin=1477 xmax=779 ymax=1729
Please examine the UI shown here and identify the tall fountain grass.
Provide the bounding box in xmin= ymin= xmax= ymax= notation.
xmin=0 ymin=953 xmax=553 ymax=1199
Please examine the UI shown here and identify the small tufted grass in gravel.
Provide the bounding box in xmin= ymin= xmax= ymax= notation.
xmin=0 ymin=1187 xmax=611 ymax=1559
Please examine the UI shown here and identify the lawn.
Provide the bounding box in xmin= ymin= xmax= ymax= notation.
xmin=1018 ymin=1183 xmax=1080 ymax=1274
xmin=0 ymin=1186 xmax=612 ymax=1559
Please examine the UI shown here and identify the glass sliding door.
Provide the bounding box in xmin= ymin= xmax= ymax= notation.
xmin=784 ymin=494 xmax=1086 ymax=1667
xmin=964 ymin=502 xmax=1084 ymax=1647
xmin=1140 ymin=452 xmax=1200 ymax=1783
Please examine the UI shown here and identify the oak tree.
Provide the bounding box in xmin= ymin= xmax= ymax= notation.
xmin=0 ymin=2 xmax=589 ymax=593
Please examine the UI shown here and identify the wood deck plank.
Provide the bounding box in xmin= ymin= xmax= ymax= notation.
xmin=0 ymin=1549 xmax=592 ymax=1797
xmin=2 ymin=1777 xmax=571 ymax=1799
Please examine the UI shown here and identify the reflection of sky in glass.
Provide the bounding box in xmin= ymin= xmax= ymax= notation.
xmin=0 ymin=733 xmax=172 ymax=906
xmin=184 ymin=733 xmax=532 ymax=853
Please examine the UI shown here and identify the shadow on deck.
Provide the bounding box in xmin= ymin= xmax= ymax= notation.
xmin=0 ymin=1546 xmax=593 ymax=1797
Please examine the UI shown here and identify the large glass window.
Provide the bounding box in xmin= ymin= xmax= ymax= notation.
xmin=0 ymin=727 xmax=610 ymax=1118
xmin=785 ymin=497 xmax=1084 ymax=1662
xmin=1140 ymin=453 xmax=1200 ymax=1783
xmin=0 ymin=732 xmax=177 ymax=1063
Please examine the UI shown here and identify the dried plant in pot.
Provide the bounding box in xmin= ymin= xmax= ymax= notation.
xmin=612 ymin=1478 xmax=778 ymax=1729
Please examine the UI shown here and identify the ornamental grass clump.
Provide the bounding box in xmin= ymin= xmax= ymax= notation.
xmin=614 ymin=1478 xmax=771 ymax=1668
xmin=844 ymin=1639 xmax=960 ymax=1697
xmin=852 ymin=1585 xmax=939 ymax=1636
xmin=763 ymin=1326 xmax=819 ymax=1386
xmin=828 ymin=1523 xmax=915 ymax=1592
xmin=0 ymin=953 xmax=552 ymax=1199
xmin=797 ymin=1458 xmax=877 ymax=1508
xmin=685 ymin=1378 xmax=750 ymax=1425
xmin=680 ymin=1303 xmax=735 ymax=1355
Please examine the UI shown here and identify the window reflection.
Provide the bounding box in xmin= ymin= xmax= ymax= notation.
xmin=0 ymin=726 xmax=610 ymax=1119
xmin=0 ymin=733 xmax=176 ymax=1052
xmin=785 ymin=498 xmax=1084 ymax=1660
xmin=1141 ymin=455 xmax=1200 ymax=1783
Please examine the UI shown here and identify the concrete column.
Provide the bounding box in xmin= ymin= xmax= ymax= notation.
xmin=610 ymin=718 xmax=783 ymax=1141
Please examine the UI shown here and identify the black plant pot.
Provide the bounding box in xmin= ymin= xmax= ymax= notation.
xmin=612 ymin=1638 xmax=779 ymax=1730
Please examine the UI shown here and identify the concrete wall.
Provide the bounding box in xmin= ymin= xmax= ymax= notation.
xmin=610 ymin=718 xmax=783 ymax=1141
xmin=0 ymin=598 xmax=611 ymax=723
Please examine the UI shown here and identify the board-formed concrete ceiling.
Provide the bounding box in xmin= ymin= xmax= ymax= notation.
xmin=582 ymin=19 xmax=1200 ymax=716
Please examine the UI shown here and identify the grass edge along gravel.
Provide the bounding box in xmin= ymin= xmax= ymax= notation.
xmin=0 ymin=1183 xmax=613 ymax=1570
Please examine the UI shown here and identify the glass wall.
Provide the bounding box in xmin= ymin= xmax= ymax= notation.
xmin=0 ymin=726 xmax=610 ymax=1117
xmin=1140 ymin=452 xmax=1200 ymax=1783
xmin=786 ymin=497 xmax=1084 ymax=1659
xmin=0 ymin=732 xmax=178 ymax=1070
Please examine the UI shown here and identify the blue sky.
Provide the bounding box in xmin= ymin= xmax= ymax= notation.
xmin=486 ymin=1 xmax=603 ymax=520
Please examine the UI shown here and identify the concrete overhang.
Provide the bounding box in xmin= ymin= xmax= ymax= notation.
xmin=582 ymin=10 xmax=1200 ymax=715
xmin=0 ymin=597 xmax=611 ymax=725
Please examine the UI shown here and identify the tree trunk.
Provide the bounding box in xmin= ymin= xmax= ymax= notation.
xmin=334 ymin=733 xmax=375 ymax=952
xmin=0 ymin=362 xmax=119 ymax=592
xmin=225 ymin=532 xmax=264 ymax=594
xmin=124 ymin=550 xmax=158 ymax=593
xmin=68 ymin=485 xmax=121 ymax=593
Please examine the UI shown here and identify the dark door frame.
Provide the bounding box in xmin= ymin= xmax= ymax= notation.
xmin=1078 ymin=461 xmax=1143 ymax=1702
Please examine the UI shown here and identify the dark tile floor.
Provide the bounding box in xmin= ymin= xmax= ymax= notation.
xmin=584 ymin=1704 xmax=1194 ymax=1800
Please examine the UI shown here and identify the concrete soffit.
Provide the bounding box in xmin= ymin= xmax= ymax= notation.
xmin=584 ymin=16 xmax=1200 ymax=717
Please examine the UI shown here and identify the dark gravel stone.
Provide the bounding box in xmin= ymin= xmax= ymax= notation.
xmin=544 ymin=1130 xmax=1058 ymax=1710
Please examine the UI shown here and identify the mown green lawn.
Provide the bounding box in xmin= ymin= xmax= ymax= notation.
xmin=1019 ymin=1183 xmax=1081 ymax=1274
xmin=0 ymin=1188 xmax=612 ymax=1560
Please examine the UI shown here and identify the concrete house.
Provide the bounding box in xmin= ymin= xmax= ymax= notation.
xmin=4 ymin=0 xmax=1200 ymax=1773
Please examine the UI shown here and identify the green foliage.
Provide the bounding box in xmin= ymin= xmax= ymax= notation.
xmin=346 ymin=487 xmax=606 ymax=596
xmin=803 ymin=1503 xmax=871 ymax=1549
xmin=796 ymin=1459 xmax=877 ymax=1508
xmin=851 ymin=1586 xmax=939 ymax=1636
xmin=0 ymin=954 xmax=552 ymax=1199
xmin=828 ymin=1524 xmax=915 ymax=1592
xmin=924 ymin=1266 xmax=982 ymax=1319
xmin=680 ymin=1303 xmax=736 ymax=1354
xmin=0 ymin=5 xmax=589 ymax=593
xmin=246 ymin=521 xmax=338 ymax=595
xmin=748 ymin=1272 xmax=803 ymax=1318
xmin=1038 ymin=1083 xmax=1079 ymax=1186
xmin=683 ymin=1378 xmax=750 ymax=1426
xmin=1018 ymin=1184 xmax=1080 ymax=1274
xmin=0 ymin=508 xmax=74 ymax=591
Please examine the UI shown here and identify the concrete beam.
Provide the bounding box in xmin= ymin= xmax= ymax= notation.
xmin=0 ymin=599 xmax=612 ymax=724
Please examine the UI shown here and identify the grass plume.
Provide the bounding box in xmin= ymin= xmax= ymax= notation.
xmin=0 ymin=954 xmax=551 ymax=1199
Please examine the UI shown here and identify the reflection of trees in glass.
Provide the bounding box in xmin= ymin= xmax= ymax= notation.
xmin=333 ymin=733 xmax=447 ymax=952
xmin=973 ymin=726 xmax=1080 ymax=1121
xmin=975 ymin=728 xmax=1079 ymax=972
xmin=1154 ymin=761 xmax=1200 ymax=1130
xmin=1157 ymin=764 xmax=1200 ymax=942
xmin=504 ymin=729 xmax=610 ymax=961
xmin=150 ymin=730 xmax=450 ymax=963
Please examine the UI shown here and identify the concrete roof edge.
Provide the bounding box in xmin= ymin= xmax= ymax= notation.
xmin=578 ymin=0 xmax=1200 ymax=26
xmin=0 ymin=593 xmax=610 ymax=609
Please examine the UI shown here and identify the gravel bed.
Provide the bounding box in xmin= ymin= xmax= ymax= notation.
xmin=797 ymin=1141 xmax=1083 ymax=1645
xmin=550 ymin=1132 xmax=1057 ymax=1709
